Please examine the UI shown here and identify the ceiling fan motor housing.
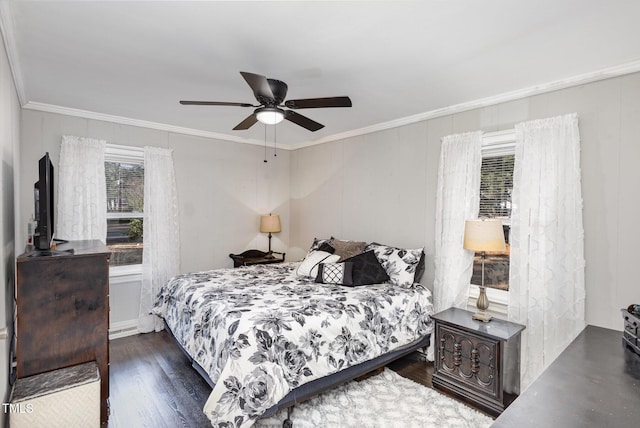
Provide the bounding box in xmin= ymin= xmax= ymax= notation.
xmin=264 ymin=79 xmax=288 ymax=105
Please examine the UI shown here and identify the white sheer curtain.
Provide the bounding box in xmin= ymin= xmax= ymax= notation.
xmin=508 ymin=113 xmax=585 ymax=389
xmin=433 ymin=131 xmax=482 ymax=313
xmin=57 ymin=136 xmax=107 ymax=242
xmin=138 ymin=146 xmax=181 ymax=333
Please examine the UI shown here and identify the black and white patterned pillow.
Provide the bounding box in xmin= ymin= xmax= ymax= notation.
xmin=365 ymin=243 xmax=423 ymax=288
xmin=309 ymin=237 xmax=335 ymax=252
xmin=316 ymin=242 xmax=336 ymax=254
xmin=414 ymin=250 xmax=427 ymax=283
xmin=315 ymin=262 xmax=353 ymax=286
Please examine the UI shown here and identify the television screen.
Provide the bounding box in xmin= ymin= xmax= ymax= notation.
xmin=34 ymin=153 xmax=54 ymax=250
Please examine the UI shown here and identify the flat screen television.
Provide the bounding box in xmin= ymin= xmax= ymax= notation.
xmin=34 ymin=152 xmax=54 ymax=250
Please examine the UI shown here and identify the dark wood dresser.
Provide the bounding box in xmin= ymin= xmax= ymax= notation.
xmin=622 ymin=308 xmax=640 ymax=355
xmin=16 ymin=240 xmax=111 ymax=424
xmin=493 ymin=325 xmax=640 ymax=427
xmin=432 ymin=307 xmax=525 ymax=416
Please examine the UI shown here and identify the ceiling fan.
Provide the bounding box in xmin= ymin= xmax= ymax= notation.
xmin=180 ymin=71 xmax=352 ymax=132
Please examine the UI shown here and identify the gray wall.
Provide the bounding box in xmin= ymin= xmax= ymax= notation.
xmin=14 ymin=71 xmax=640 ymax=334
xmin=290 ymin=72 xmax=640 ymax=331
xmin=18 ymin=110 xmax=290 ymax=326
xmin=0 ymin=29 xmax=19 ymax=421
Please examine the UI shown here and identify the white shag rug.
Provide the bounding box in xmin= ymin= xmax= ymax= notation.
xmin=255 ymin=368 xmax=494 ymax=428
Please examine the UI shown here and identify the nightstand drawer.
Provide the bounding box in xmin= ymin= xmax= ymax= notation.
xmin=436 ymin=324 xmax=500 ymax=401
xmin=431 ymin=307 xmax=525 ymax=416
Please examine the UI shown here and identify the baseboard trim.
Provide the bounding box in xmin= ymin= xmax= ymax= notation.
xmin=109 ymin=320 xmax=139 ymax=340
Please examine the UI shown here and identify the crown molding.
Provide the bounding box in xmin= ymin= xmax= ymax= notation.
xmin=289 ymin=59 xmax=640 ymax=150
xmin=0 ymin=2 xmax=27 ymax=105
xmin=2 ymin=0 xmax=640 ymax=151
xmin=17 ymin=58 xmax=640 ymax=151
xmin=22 ymin=101 xmax=276 ymax=148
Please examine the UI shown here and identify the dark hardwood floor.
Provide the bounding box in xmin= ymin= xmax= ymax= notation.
xmin=108 ymin=331 xmax=474 ymax=427
xmin=109 ymin=331 xmax=212 ymax=427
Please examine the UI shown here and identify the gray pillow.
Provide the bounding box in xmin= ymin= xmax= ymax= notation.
xmin=331 ymin=239 xmax=367 ymax=260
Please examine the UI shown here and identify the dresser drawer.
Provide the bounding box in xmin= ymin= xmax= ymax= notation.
xmin=431 ymin=308 xmax=525 ymax=416
xmin=623 ymin=316 xmax=638 ymax=338
xmin=623 ymin=330 xmax=637 ymax=346
xmin=435 ymin=323 xmax=501 ymax=401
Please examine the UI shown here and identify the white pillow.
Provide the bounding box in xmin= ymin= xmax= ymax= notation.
xmin=296 ymin=251 xmax=340 ymax=278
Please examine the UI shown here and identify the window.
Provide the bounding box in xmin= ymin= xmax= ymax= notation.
xmin=471 ymin=131 xmax=515 ymax=291
xmin=105 ymin=145 xmax=144 ymax=267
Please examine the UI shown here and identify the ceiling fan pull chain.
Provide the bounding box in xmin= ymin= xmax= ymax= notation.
xmin=274 ymin=124 xmax=277 ymax=157
xmin=264 ymin=124 xmax=268 ymax=163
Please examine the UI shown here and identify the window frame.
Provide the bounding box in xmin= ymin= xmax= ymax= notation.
xmin=469 ymin=129 xmax=515 ymax=310
xmin=105 ymin=144 xmax=145 ymax=277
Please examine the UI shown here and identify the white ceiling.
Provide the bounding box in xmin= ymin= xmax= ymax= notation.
xmin=2 ymin=1 xmax=640 ymax=148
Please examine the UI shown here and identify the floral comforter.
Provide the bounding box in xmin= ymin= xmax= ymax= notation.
xmin=152 ymin=262 xmax=433 ymax=428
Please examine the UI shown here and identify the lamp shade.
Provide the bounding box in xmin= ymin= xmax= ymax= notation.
xmin=260 ymin=214 xmax=281 ymax=233
xmin=463 ymin=219 xmax=506 ymax=252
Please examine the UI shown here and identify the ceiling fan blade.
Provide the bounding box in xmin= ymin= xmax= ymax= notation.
xmin=284 ymin=110 xmax=324 ymax=132
xmin=180 ymin=100 xmax=254 ymax=107
xmin=240 ymin=71 xmax=275 ymax=102
xmin=284 ymin=96 xmax=352 ymax=109
xmin=233 ymin=114 xmax=259 ymax=130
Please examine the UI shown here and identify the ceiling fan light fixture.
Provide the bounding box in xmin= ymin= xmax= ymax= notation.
xmin=256 ymin=107 xmax=285 ymax=125
xmin=181 ymin=71 xmax=351 ymax=131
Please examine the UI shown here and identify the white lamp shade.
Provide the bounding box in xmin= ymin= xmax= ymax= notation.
xmin=463 ymin=219 xmax=506 ymax=252
xmin=260 ymin=214 xmax=281 ymax=233
xmin=256 ymin=108 xmax=284 ymax=125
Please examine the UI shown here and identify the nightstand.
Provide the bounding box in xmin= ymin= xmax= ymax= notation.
xmin=229 ymin=249 xmax=285 ymax=267
xmin=432 ymin=307 xmax=525 ymax=416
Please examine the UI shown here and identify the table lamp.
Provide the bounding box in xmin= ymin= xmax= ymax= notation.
xmin=463 ymin=219 xmax=506 ymax=322
xmin=260 ymin=214 xmax=281 ymax=254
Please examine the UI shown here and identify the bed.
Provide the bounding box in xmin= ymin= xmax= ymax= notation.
xmin=152 ymin=242 xmax=433 ymax=428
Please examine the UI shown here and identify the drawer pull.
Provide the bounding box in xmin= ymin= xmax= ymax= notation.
xmin=471 ymin=348 xmax=480 ymax=374
xmin=453 ymin=343 xmax=462 ymax=367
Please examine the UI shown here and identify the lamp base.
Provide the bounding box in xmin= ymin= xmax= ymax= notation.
xmin=474 ymin=284 xmax=492 ymax=322
xmin=472 ymin=311 xmax=493 ymax=323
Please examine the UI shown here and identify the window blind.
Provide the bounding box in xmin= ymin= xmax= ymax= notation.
xmin=103 ymin=144 xmax=146 ymax=266
xmin=106 ymin=161 xmax=144 ymax=215
xmin=478 ymin=154 xmax=514 ymax=220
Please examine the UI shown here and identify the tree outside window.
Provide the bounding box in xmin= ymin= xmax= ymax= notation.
xmin=106 ymin=161 xmax=144 ymax=266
